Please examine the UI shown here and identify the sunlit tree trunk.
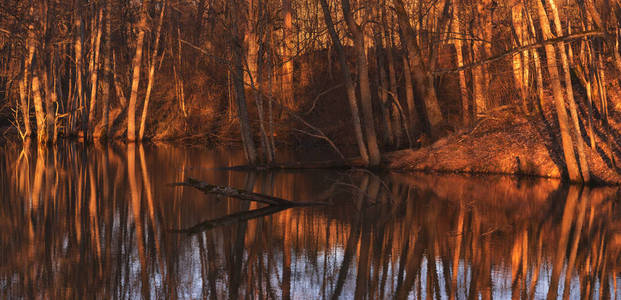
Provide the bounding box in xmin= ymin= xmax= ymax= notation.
xmin=341 ymin=0 xmax=381 ymax=166
xmin=18 ymin=76 xmax=32 ymax=138
xmin=32 ymin=70 xmax=47 ymax=144
xmin=584 ymin=43 xmax=597 ymax=149
xmin=139 ymin=1 xmax=166 ymax=141
xmin=547 ymin=0 xmax=590 ymax=182
xmin=511 ymin=3 xmax=530 ymax=112
xmin=171 ymin=25 xmax=187 ymax=119
xmin=88 ymin=7 xmax=103 ymax=137
xmin=267 ymin=32 xmax=277 ymax=157
xmin=524 ymin=7 xmax=546 ymax=113
xmin=281 ymin=0 xmax=295 ymax=108
xmin=127 ymin=0 xmax=148 ymax=142
xmin=73 ymin=0 xmax=84 ymax=136
xmin=471 ymin=5 xmax=486 ymax=117
xmin=99 ymin=0 xmax=112 ymax=139
xmin=19 ymin=21 xmax=36 ymax=138
xmin=533 ymin=0 xmax=581 ymax=182
xmin=613 ymin=29 xmax=621 ymax=73
xmin=246 ymin=0 xmax=258 ymax=88
xmin=41 ymin=60 xmax=57 ymax=144
xmin=481 ymin=1 xmax=493 ymax=107
xmin=451 ymin=0 xmax=469 ymax=127
xmin=319 ymin=0 xmax=369 ymax=165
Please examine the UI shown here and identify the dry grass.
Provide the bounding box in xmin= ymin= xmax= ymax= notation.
xmin=386 ymin=90 xmax=621 ymax=184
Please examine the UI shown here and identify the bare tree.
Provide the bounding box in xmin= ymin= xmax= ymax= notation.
xmin=532 ymin=0 xmax=582 ymax=182
xmin=127 ymin=0 xmax=148 ymax=142
xmin=319 ymin=0 xmax=370 ymax=166
xmin=341 ymin=0 xmax=381 ymax=166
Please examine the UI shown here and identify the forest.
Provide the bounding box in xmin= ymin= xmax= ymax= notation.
xmin=1 ymin=0 xmax=621 ymax=183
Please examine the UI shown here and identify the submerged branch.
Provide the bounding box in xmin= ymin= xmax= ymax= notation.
xmin=173 ymin=177 xmax=331 ymax=206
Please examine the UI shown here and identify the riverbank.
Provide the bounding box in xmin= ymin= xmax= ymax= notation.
xmin=384 ymin=102 xmax=621 ymax=185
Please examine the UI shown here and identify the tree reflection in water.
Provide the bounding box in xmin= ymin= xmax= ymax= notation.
xmin=1 ymin=143 xmax=621 ymax=299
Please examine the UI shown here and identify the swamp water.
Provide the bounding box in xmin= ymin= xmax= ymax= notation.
xmin=1 ymin=143 xmax=621 ymax=299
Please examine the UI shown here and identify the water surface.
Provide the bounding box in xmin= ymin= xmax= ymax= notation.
xmin=1 ymin=143 xmax=620 ymax=299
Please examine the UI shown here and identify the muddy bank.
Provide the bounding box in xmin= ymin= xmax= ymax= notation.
xmin=383 ymin=105 xmax=621 ymax=185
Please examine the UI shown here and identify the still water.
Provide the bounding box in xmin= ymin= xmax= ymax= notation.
xmin=1 ymin=142 xmax=621 ymax=299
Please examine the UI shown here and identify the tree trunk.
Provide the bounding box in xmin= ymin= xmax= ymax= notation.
xmin=41 ymin=62 xmax=57 ymax=144
xmin=254 ymin=30 xmax=275 ymax=164
xmin=88 ymin=7 xmax=103 ymax=137
xmin=32 ymin=71 xmax=47 ymax=144
xmin=613 ymin=29 xmax=621 ymax=73
xmin=374 ymin=28 xmax=394 ymax=145
xmin=246 ymin=0 xmax=258 ymax=89
xmin=525 ymin=5 xmax=546 ymax=113
xmin=385 ymin=18 xmax=404 ymax=143
xmin=393 ymin=0 xmax=444 ymax=138
xmin=230 ymin=0 xmax=258 ymax=165
xmin=19 ymin=59 xmax=32 ymax=138
xmin=139 ymin=0 xmax=166 ymax=141
xmin=341 ymin=0 xmax=381 ymax=166
xmin=73 ymin=1 xmax=84 ymax=136
xmin=99 ymin=0 xmax=112 ymax=139
xmin=547 ymin=0 xmax=590 ymax=182
xmin=533 ymin=0 xmax=582 ymax=182
xmin=402 ymin=51 xmax=417 ymax=133
xmin=176 ymin=27 xmax=187 ymax=118
xmin=127 ymin=0 xmax=148 ymax=142
xmin=451 ymin=0 xmax=469 ymax=127
xmin=471 ymin=12 xmax=486 ymax=117
xmin=319 ymin=0 xmax=369 ymax=165
xmin=511 ymin=3 xmax=530 ymax=112
xmin=585 ymin=42 xmax=596 ymax=149
xmin=18 ymin=79 xmax=31 ymax=138
xmin=482 ymin=1 xmax=493 ymax=107
xmin=282 ymin=0 xmax=295 ymax=108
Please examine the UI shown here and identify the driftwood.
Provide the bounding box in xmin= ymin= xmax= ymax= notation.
xmin=174 ymin=205 xmax=288 ymax=234
xmin=174 ymin=177 xmax=330 ymax=206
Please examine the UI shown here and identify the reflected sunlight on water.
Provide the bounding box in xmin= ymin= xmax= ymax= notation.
xmin=1 ymin=142 xmax=620 ymax=299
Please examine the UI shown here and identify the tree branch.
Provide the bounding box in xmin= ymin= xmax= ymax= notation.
xmin=173 ymin=177 xmax=331 ymax=206
xmin=434 ymin=31 xmax=605 ymax=74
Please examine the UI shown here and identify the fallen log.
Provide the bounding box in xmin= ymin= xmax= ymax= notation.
xmin=173 ymin=177 xmax=331 ymax=206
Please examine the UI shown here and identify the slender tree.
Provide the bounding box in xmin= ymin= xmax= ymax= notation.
xmin=341 ymin=0 xmax=381 ymax=166
xmin=127 ymin=0 xmax=148 ymax=142
xmin=139 ymin=0 xmax=166 ymax=141
xmin=533 ymin=0 xmax=582 ymax=182
xmin=318 ymin=0 xmax=370 ymax=165
xmin=393 ymin=0 xmax=444 ymax=138
xmin=229 ymin=0 xmax=258 ymax=165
